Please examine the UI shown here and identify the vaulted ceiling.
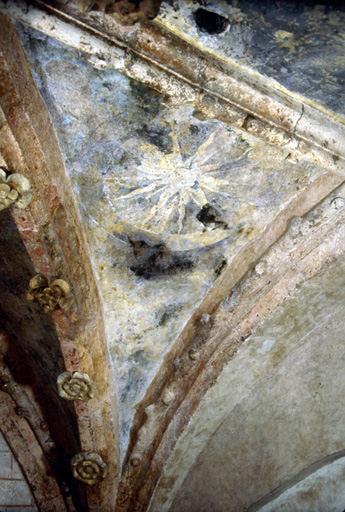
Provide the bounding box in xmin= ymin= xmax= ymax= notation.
xmin=0 ymin=1 xmax=345 ymax=511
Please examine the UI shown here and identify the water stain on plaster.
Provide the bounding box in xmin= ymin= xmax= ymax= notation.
xmin=128 ymin=237 xmax=194 ymax=279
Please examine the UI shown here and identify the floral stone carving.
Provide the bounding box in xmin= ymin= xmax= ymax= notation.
xmin=0 ymin=168 xmax=32 ymax=211
xmin=26 ymin=274 xmax=73 ymax=313
xmin=71 ymin=452 xmax=108 ymax=486
xmin=57 ymin=371 xmax=96 ymax=401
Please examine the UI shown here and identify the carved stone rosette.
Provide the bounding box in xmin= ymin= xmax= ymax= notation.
xmin=0 ymin=168 xmax=32 ymax=211
xmin=71 ymin=452 xmax=108 ymax=486
xmin=57 ymin=371 xmax=96 ymax=401
xmin=26 ymin=274 xmax=73 ymax=313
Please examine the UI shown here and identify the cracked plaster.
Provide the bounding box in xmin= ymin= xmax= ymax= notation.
xmin=14 ymin=19 xmax=330 ymax=458
xmin=158 ymin=0 xmax=345 ymax=117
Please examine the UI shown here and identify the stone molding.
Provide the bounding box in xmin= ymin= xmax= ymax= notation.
xmin=0 ymin=15 xmax=119 ymax=511
xmin=118 ymin=172 xmax=345 ymax=512
xmin=149 ymin=176 xmax=345 ymax=512
xmin=2 ymin=4 xmax=345 ymax=512
xmin=7 ymin=0 xmax=345 ymax=176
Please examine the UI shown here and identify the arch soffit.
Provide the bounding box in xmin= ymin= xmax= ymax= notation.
xmin=0 ymin=14 xmax=119 ymax=510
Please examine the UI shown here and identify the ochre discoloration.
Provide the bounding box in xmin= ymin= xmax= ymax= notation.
xmin=0 ymin=389 xmax=68 ymax=511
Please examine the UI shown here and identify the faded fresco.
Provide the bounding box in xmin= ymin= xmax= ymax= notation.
xmin=17 ymin=22 xmax=326 ymax=456
xmin=159 ymin=0 xmax=345 ymax=116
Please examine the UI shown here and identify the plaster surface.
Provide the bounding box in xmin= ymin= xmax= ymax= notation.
xmin=158 ymin=0 xmax=345 ymax=116
xmin=14 ymin=21 xmax=327 ymax=457
xmin=258 ymin=455 xmax=345 ymax=512
xmin=169 ymin=252 xmax=345 ymax=512
xmin=0 ymin=2 xmax=345 ymax=511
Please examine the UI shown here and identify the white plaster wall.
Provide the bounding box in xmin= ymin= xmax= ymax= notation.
xmin=259 ymin=456 xmax=345 ymax=512
xmin=151 ymin=250 xmax=345 ymax=512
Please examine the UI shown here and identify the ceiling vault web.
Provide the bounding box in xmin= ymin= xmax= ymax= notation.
xmin=7 ymin=0 xmax=345 ymax=175
xmin=1 ymin=1 xmax=345 ymax=511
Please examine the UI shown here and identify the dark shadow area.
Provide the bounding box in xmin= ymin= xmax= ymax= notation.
xmin=0 ymin=209 xmax=87 ymax=511
xmin=196 ymin=203 xmax=228 ymax=231
xmin=193 ymin=8 xmax=229 ymax=34
xmin=233 ymin=0 xmax=345 ymax=7
xmin=278 ymin=0 xmax=345 ymax=5
xmin=127 ymin=236 xmax=194 ymax=279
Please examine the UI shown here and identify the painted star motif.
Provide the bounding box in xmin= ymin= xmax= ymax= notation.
xmin=107 ymin=120 xmax=250 ymax=235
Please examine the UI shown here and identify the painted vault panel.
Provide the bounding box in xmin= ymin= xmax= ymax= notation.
xmin=17 ymin=22 xmax=326 ymax=457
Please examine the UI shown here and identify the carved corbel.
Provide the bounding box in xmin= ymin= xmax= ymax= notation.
xmin=0 ymin=168 xmax=32 ymax=211
xmin=129 ymin=403 xmax=160 ymax=467
xmin=26 ymin=274 xmax=73 ymax=313
xmin=57 ymin=371 xmax=96 ymax=401
xmin=71 ymin=452 xmax=108 ymax=486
